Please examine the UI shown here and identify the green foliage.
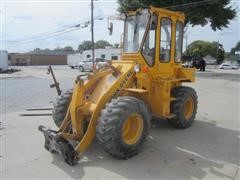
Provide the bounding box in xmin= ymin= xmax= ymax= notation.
xmin=217 ymin=48 xmax=225 ymax=64
xmin=77 ymin=40 xmax=92 ymax=53
xmin=186 ymin=41 xmax=213 ymax=57
xmin=227 ymin=41 xmax=240 ymax=62
xmin=77 ymin=40 xmax=114 ymax=52
xmin=33 ymin=48 xmax=41 ymax=52
xmin=33 ymin=40 xmax=117 ymax=54
xmin=95 ymin=40 xmax=112 ymax=49
xmin=114 ymin=43 xmax=120 ymax=48
xmin=63 ymin=46 xmax=74 ymax=52
xmin=30 ymin=46 xmax=75 ymax=55
xmin=117 ymin=0 xmax=236 ymax=30
xmin=186 ymin=40 xmax=225 ymax=64
xmin=230 ymin=41 xmax=240 ymax=54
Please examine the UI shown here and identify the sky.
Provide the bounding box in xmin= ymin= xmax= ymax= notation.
xmin=0 ymin=0 xmax=239 ymax=53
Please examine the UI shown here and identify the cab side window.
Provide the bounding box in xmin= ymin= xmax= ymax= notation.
xmin=142 ymin=15 xmax=157 ymax=66
xmin=160 ymin=18 xmax=172 ymax=62
xmin=175 ymin=22 xmax=183 ymax=62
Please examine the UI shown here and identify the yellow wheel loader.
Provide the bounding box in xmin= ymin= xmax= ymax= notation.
xmin=39 ymin=6 xmax=197 ymax=165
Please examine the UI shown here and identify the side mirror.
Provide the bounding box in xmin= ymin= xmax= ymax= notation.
xmin=108 ymin=22 xmax=113 ymax=36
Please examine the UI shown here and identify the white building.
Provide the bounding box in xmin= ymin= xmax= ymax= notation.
xmin=67 ymin=48 xmax=121 ymax=68
xmin=0 ymin=50 xmax=8 ymax=71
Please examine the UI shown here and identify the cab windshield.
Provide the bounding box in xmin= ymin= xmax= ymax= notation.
xmin=123 ymin=10 xmax=150 ymax=53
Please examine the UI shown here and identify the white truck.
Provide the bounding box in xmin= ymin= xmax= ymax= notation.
xmin=67 ymin=48 xmax=121 ymax=69
xmin=67 ymin=54 xmax=82 ymax=69
xmin=0 ymin=50 xmax=8 ymax=72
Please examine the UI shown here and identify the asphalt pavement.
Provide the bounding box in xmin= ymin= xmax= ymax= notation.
xmin=0 ymin=66 xmax=239 ymax=179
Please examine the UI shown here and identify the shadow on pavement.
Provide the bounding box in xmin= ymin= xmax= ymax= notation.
xmin=50 ymin=118 xmax=239 ymax=179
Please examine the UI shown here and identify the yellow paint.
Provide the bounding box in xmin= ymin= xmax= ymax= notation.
xmin=184 ymin=97 xmax=194 ymax=120
xmin=122 ymin=113 xmax=144 ymax=145
xmin=56 ymin=6 xmax=195 ymax=155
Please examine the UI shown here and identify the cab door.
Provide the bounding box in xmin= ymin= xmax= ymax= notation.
xmin=157 ymin=15 xmax=175 ymax=78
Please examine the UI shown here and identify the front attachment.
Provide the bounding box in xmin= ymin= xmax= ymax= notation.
xmin=38 ymin=125 xmax=78 ymax=166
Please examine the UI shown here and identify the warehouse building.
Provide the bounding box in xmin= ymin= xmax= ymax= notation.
xmin=9 ymin=53 xmax=67 ymax=65
xmin=9 ymin=53 xmax=30 ymax=65
xmin=30 ymin=54 xmax=67 ymax=65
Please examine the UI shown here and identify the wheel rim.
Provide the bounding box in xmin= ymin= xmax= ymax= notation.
xmin=183 ymin=96 xmax=194 ymax=120
xmin=122 ymin=113 xmax=143 ymax=145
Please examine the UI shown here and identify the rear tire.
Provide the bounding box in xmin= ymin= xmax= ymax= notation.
xmin=52 ymin=90 xmax=72 ymax=127
xmin=168 ymin=86 xmax=197 ymax=129
xmin=96 ymin=96 xmax=150 ymax=159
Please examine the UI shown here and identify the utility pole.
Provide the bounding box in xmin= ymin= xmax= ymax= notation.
xmin=216 ymin=40 xmax=219 ymax=64
xmin=185 ymin=34 xmax=188 ymax=54
xmin=214 ymin=40 xmax=220 ymax=68
xmin=91 ymin=0 xmax=95 ymax=71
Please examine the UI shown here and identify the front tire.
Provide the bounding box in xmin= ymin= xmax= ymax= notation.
xmin=96 ymin=96 xmax=150 ymax=159
xmin=52 ymin=90 xmax=72 ymax=127
xmin=169 ymin=86 xmax=198 ymax=129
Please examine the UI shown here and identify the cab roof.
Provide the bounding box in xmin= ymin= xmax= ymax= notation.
xmin=127 ymin=6 xmax=185 ymax=22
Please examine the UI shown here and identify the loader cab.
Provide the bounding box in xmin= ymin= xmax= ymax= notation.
xmin=122 ymin=7 xmax=185 ymax=78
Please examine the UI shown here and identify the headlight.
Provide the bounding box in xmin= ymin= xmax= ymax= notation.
xmin=134 ymin=64 xmax=141 ymax=73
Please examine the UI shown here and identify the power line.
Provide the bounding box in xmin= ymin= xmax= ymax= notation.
xmin=5 ymin=0 xmax=222 ymax=44
xmin=189 ymin=30 xmax=239 ymax=36
xmin=164 ymin=0 xmax=219 ymax=9
xmin=6 ymin=21 xmax=90 ymax=43
xmin=8 ymin=24 xmax=80 ymax=42
xmin=6 ymin=16 xmax=105 ymax=44
xmin=18 ymin=25 xmax=88 ymax=44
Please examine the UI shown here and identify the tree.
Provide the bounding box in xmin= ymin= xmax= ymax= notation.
xmin=77 ymin=40 xmax=113 ymax=52
xmin=117 ymin=0 xmax=236 ymax=31
xmin=33 ymin=48 xmax=41 ymax=52
xmin=95 ymin=40 xmax=112 ymax=49
xmin=216 ymin=48 xmax=225 ymax=64
xmin=186 ymin=40 xmax=225 ymax=64
xmin=186 ymin=40 xmax=212 ymax=57
xmin=227 ymin=41 xmax=240 ymax=63
xmin=114 ymin=43 xmax=120 ymax=48
xmin=77 ymin=40 xmax=92 ymax=53
xmin=30 ymin=46 xmax=75 ymax=55
xmin=230 ymin=41 xmax=240 ymax=55
xmin=63 ymin=46 xmax=75 ymax=53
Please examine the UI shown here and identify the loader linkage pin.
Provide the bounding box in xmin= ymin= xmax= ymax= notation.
xmin=38 ymin=125 xmax=78 ymax=166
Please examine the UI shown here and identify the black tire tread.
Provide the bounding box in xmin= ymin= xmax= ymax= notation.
xmin=169 ymin=86 xmax=198 ymax=129
xmin=52 ymin=90 xmax=72 ymax=127
xmin=96 ymin=96 xmax=151 ymax=159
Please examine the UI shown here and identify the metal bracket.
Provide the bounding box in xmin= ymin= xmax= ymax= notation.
xmin=38 ymin=125 xmax=78 ymax=166
xmin=47 ymin=66 xmax=62 ymax=96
